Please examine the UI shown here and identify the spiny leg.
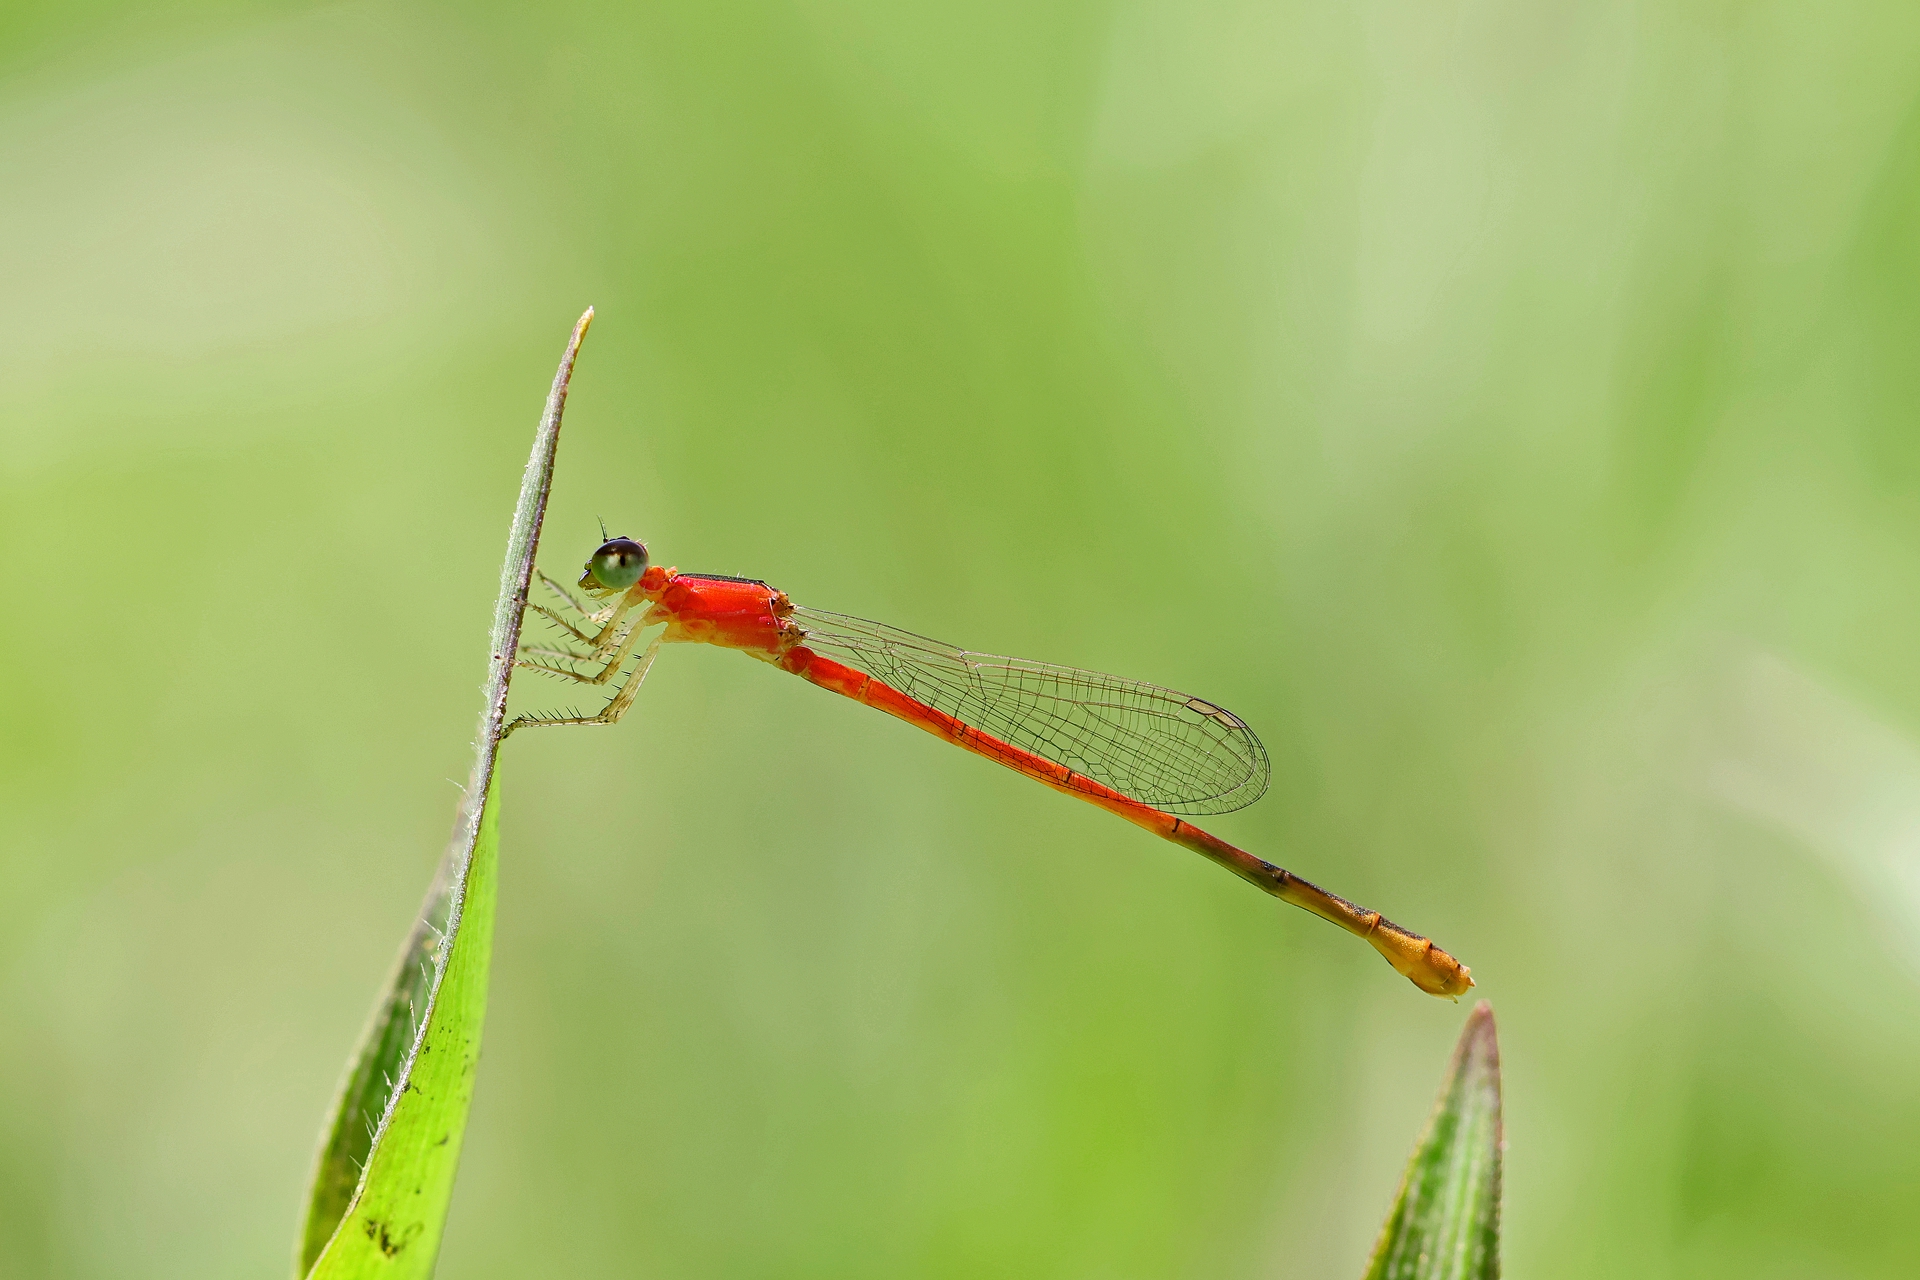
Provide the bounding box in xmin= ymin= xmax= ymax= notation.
xmin=517 ymin=642 xmax=601 ymax=674
xmin=574 ymin=591 xmax=641 ymax=654
xmin=528 ymin=601 xmax=601 ymax=647
xmin=528 ymin=573 xmax=621 ymax=647
xmin=536 ymin=571 xmax=590 ymax=617
xmin=504 ymin=631 xmax=664 ymax=736
xmin=590 ymin=631 xmax=664 ymax=723
xmin=531 ymin=584 xmax=632 ymax=653
xmin=517 ymin=611 xmax=653 ymax=687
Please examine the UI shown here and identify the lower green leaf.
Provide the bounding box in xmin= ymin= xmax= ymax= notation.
xmin=297 ymin=788 xmax=499 ymax=1278
xmin=1363 ymin=1000 xmax=1503 ymax=1280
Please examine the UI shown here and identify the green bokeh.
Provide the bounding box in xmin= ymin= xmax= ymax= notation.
xmin=5 ymin=2 xmax=1920 ymax=1276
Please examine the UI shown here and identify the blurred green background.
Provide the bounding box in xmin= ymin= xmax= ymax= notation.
xmin=6 ymin=1 xmax=1920 ymax=1276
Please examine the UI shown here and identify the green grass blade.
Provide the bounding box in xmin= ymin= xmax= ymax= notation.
xmin=302 ymin=793 xmax=498 ymax=1275
xmin=294 ymin=827 xmax=471 ymax=1271
xmin=295 ymin=309 xmax=593 ymax=1276
xmin=1362 ymin=1001 xmax=1504 ymax=1280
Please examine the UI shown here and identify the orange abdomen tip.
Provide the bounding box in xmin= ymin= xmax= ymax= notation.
xmin=1371 ymin=926 xmax=1474 ymax=999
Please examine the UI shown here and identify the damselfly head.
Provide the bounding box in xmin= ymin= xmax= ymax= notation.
xmin=581 ymin=537 xmax=649 ymax=594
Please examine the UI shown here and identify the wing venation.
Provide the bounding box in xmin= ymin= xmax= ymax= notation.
xmin=791 ymin=607 xmax=1269 ymax=816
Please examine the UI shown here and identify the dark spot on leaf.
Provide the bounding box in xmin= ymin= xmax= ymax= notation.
xmin=361 ymin=1216 xmax=423 ymax=1258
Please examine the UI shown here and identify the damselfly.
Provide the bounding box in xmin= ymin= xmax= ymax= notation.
xmin=509 ymin=537 xmax=1472 ymax=998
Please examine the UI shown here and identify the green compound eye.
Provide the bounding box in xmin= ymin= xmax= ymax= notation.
xmin=587 ymin=538 xmax=649 ymax=590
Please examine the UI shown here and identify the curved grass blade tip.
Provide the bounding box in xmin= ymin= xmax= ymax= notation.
xmin=295 ymin=308 xmax=593 ymax=1277
xmin=1362 ymin=1000 xmax=1504 ymax=1280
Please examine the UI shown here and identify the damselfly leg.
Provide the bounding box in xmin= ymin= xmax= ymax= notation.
xmin=504 ymin=630 xmax=664 ymax=736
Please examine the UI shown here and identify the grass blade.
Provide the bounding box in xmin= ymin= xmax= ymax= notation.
xmin=1362 ymin=1000 xmax=1504 ymax=1280
xmin=295 ymin=309 xmax=593 ymax=1276
xmin=301 ymin=793 xmax=498 ymax=1275
xmin=293 ymin=810 xmax=469 ymax=1272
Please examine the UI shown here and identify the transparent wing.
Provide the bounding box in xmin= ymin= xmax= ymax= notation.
xmin=791 ymin=606 xmax=1270 ymax=816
